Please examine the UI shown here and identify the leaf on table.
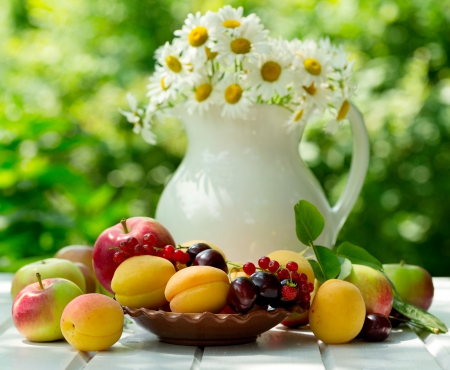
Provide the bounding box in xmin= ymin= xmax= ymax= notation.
xmin=294 ymin=200 xmax=325 ymax=246
xmin=309 ymin=245 xmax=341 ymax=283
xmin=336 ymin=242 xmax=383 ymax=271
xmin=393 ymin=297 xmax=448 ymax=334
xmin=337 ymin=257 xmax=352 ymax=280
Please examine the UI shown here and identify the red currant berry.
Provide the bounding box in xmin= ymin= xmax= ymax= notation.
xmin=113 ymin=251 xmax=125 ymax=263
xmin=291 ymin=272 xmax=300 ymax=284
xmin=300 ymin=292 xmax=311 ymax=302
xmin=126 ymin=237 xmax=139 ymax=251
xmin=268 ymin=260 xmax=280 ymax=273
xmin=172 ymin=249 xmax=184 ymax=262
xmin=277 ymin=268 xmax=290 ymax=280
xmin=119 ymin=241 xmax=127 ymax=251
xmin=143 ymin=233 xmax=156 ymax=245
xmin=307 ymin=282 xmax=314 ymax=293
xmin=301 ymin=283 xmax=309 ymax=293
xmin=163 ymin=245 xmax=175 ymax=260
xmin=258 ymin=256 xmax=270 ymax=269
xmin=155 ymin=248 xmax=164 ymax=258
xmin=179 ymin=252 xmax=190 ymax=265
xmin=299 ymin=273 xmax=308 ymax=283
xmin=286 ymin=261 xmax=298 ymax=272
xmin=243 ymin=262 xmax=256 ymax=275
xmin=134 ymin=244 xmax=143 ymax=255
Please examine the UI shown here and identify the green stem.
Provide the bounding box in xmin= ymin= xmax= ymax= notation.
xmin=299 ymin=246 xmax=310 ymax=256
xmin=121 ymin=218 xmax=129 ymax=233
xmin=36 ymin=273 xmax=44 ymax=290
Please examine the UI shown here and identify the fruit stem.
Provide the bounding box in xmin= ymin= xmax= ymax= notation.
xmin=36 ymin=273 xmax=44 ymax=290
xmin=121 ymin=218 xmax=129 ymax=233
xmin=299 ymin=246 xmax=310 ymax=256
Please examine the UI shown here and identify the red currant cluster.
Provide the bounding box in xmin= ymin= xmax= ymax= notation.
xmin=239 ymin=256 xmax=314 ymax=307
xmin=111 ymin=234 xmax=190 ymax=265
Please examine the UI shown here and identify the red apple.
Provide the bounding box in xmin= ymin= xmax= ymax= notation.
xmin=12 ymin=273 xmax=84 ymax=342
xmin=383 ymin=262 xmax=434 ymax=310
xmin=344 ymin=264 xmax=393 ymax=316
xmin=74 ymin=262 xmax=97 ymax=293
xmin=93 ymin=217 xmax=176 ymax=293
xmin=281 ymin=306 xmax=309 ymax=327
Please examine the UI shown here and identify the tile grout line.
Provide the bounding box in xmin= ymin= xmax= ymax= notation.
xmin=415 ymin=327 xmax=450 ymax=370
xmin=318 ymin=340 xmax=336 ymax=370
xmin=190 ymin=346 xmax=204 ymax=370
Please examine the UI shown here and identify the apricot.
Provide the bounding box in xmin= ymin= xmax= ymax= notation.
xmin=309 ymin=279 xmax=366 ymax=344
xmin=111 ymin=255 xmax=176 ymax=309
xmin=165 ymin=266 xmax=230 ymax=313
xmin=61 ymin=294 xmax=124 ymax=351
xmin=266 ymin=250 xmax=315 ymax=284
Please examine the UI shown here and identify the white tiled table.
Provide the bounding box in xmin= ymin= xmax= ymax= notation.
xmin=0 ymin=273 xmax=449 ymax=369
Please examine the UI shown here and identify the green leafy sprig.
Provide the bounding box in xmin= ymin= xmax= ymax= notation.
xmin=294 ymin=200 xmax=448 ymax=334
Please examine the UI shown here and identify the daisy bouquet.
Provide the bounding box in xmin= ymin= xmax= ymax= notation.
xmin=120 ymin=6 xmax=356 ymax=144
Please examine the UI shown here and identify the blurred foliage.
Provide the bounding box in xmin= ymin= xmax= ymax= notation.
xmin=1 ymin=0 xmax=450 ymax=275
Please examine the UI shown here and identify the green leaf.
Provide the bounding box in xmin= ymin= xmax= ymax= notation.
xmin=336 ymin=242 xmax=383 ymax=271
xmin=308 ymin=260 xmax=326 ymax=283
xmin=310 ymin=245 xmax=341 ymax=283
xmin=294 ymin=200 xmax=325 ymax=246
xmin=393 ymin=297 xmax=448 ymax=334
xmin=337 ymin=257 xmax=352 ymax=280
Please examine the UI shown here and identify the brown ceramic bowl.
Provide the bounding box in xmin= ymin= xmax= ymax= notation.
xmin=123 ymin=306 xmax=298 ymax=346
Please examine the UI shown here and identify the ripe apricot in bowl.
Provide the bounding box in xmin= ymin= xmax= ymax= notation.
xmin=165 ymin=266 xmax=230 ymax=313
xmin=112 ymin=255 xmax=176 ymax=309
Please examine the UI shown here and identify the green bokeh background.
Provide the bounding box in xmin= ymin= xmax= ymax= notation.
xmin=1 ymin=0 xmax=450 ymax=275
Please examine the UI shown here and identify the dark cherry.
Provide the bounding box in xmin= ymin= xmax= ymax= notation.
xmin=193 ymin=249 xmax=228 ymax=273
xmin=388 ymin=307 xmax=409 ymax=328
xmin=250 ymin=271 xmax=281 ymax=307
xmin=227 ymin=277 xmax=258 ymax=314
xmin=186 ymin=243 xmax=212 ymax=266
xmin=361 ymin=313 xmax=392 ymax=342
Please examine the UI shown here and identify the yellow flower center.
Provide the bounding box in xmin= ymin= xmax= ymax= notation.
xmin=160 ymin=77 xmax=169 ymax=90
xmin=303 ymin=83 xmax=317 ymax=95
xmin=261 ymin=61 xmax=282 ymax=82
xmin=337 ymin=100 xmax=350 ymax=121
xmin=205 ymin=47 xmax=218 ymax=60
xmin=230 ymin=38 xmax=251 ymax=54
xmin=188 ymin=26 xmax=208 ymax=47
xmin=304 ymin=58 xmax=322 ymax=75
xmin=294 ymin=110 xmax=304 ymax=122
xmin=222 ymin=19 xmax=241 ymax=29
xmin=195 ymin=83 xmax=213 ymax=102
xmin=166 ymin=56 xmax=182 ymax=73
xmin=224 ymin=84 xmax=243 ymax=104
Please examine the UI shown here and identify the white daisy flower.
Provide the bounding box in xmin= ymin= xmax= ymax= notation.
xmin=285 ymin=100 xmax=316 ymax=132
xmin=155 ymin=41 xmax=191 ymax=86
xmin=324 ymin=81 xmax=357 ymax=134
xmin=214 ymin=72 xmax=255 ymax=119
xmin=245 ymin=38 xmax=295 ymax=101
xmin=174 ymin=12 xmax=215 ymax=63
xmin=118 ymin=93 xmax=144 ymax=134
xmin=185 ymin=73 xmax=219 ymax=115
xmin=212 ymin=18 xmax=270 ymax=67
xmin=300 ymin=82 xmax=333 ymax=110
xmin=207 ymin=5 xmax=245 ymax=38
xmin=292 ymin=39 xmax=333 ymax=86
xmin=146 ymin=66 xmax=179 ymax=105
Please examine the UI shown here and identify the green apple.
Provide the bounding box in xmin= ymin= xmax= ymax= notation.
xmin=344 ymin=264 xmax=393 ymax=316
xmin=12 ymin=274 xmax=83 ymax=342
xmin=11 ymin=258 xmax=86 ymax=299
xmin=383 ymin=262 xmax=434 ymax=310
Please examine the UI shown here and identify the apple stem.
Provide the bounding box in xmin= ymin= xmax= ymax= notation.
xmin=36 ymin=273 xmax=44 ymax=290
xmin=121 ymin=218 xmax=129 ymax=233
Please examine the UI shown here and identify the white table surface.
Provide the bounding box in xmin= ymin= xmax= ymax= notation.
xmin=0 ymin=273 xmax=449 ymax=370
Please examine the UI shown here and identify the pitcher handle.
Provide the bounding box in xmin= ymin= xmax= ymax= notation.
xmin=331 ymin=103 xmax=370 ymax=237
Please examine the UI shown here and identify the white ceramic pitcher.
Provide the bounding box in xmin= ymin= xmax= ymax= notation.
xmin=156 ymin=103 xmax=369 ymax=262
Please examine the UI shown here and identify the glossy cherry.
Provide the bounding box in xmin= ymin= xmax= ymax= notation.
xmin=227 ymin=277 xmax=258 ymax=314
xmin=193 ymin=249 xmax=228 ymax=273
xmin=361 ymin=313 xmax=392 ymax=342
xmin=250 ymin=271 xmax=281 ymax=307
